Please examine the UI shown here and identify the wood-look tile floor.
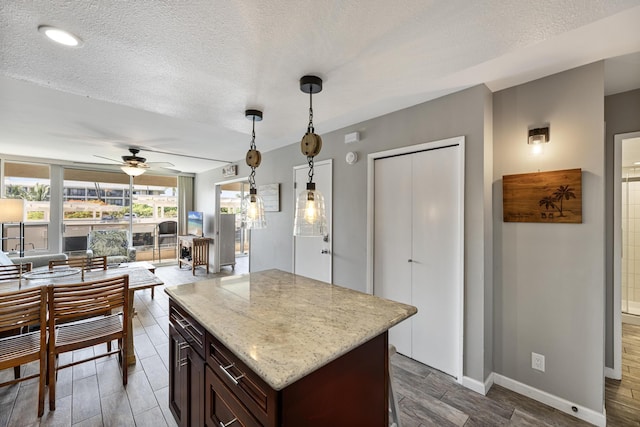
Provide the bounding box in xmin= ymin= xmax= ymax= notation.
xmin=605 ymin=322 xmax=640 ymax=426
xmin=0 ymin=262 xmax=635 ymax=426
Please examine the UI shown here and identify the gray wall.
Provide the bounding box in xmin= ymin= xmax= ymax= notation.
xmin=493 ymin=62 xmax=605 ymax=412
xmin=195 ymin=84 xmax=494 ymax=383
xmin=604 ymin=88 xmax=640 ymax=368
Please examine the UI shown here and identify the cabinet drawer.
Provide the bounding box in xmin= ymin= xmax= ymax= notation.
xmin=207 ymin=334 xmax=276 ymax=426
xmin=205 ymin=365 xmax=261 ymax=427
xmin=169 ymin=301 xmax=205 ymax=359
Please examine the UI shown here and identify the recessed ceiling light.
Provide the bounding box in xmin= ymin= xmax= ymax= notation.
xmin=38 ymin=25 xmax=83 ymax=47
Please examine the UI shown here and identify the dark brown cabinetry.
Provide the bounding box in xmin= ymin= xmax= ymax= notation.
xmin=169 ymin=303 xmax=205 ymax=427
xmin=205 ymin=365 xmax=261 ymax=427
xmin=169 ymin=299 xmax=389 ymax=427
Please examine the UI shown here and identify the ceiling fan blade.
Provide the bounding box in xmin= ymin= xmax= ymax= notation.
xmin=93 ymin=155 xmax=123 ymax=164
xmin=146 ymin=161 xmax=175 ymax=168
xmin=140 ymin=147 xmax=231 ymax=163
xmin=158 ymin=166 xmax=183 ymax=174
xmin=71 ymin=161 xmax=120 ymax=167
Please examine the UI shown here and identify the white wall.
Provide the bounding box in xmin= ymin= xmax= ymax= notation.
xmin=493 ymin=62 xmax=605 ymax=412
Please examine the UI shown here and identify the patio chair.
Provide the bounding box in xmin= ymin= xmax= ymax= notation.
xmin=86 ymin=229 xmax=136 ymax=265
xmin=155 ymin=220 xmax=177 ymax=262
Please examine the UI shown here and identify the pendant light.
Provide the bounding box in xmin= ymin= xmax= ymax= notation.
xmin=241 ymin=109 xmax=266 ymax=229
xmin=294 ymin=75 xmax=327 ymax=237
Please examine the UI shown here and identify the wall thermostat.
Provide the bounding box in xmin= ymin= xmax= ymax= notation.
xmin=346 ymin=151 xmax=358 ymax=165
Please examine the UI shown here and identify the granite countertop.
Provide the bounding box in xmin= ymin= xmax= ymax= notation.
xmin=164 ymin=269 xmax=416 ymax=390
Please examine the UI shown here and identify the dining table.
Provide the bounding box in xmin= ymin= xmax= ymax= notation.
xmin=0 ymin=264 xmax=163 ymax=365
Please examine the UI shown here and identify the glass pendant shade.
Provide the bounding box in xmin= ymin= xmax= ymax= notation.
xmin=294 ymin=183 xmax=327 ymax=237
xmin=120 ymin=165 xmax=146 ymax=176
xmin=241 ymin=189 xmax=266 ymax=229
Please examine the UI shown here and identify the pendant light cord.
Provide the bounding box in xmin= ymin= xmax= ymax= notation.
xmin=307 ymin=91 xmax=315 ymax=183
xmin=249 ymin=116 xmax=257 ymax=190
xmin=307 ymin=156 xmax=314 ymax=184
xmin=307 ymin=91 xmax=314 ymax=134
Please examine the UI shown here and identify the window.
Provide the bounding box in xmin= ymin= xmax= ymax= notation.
xmin=2 ymin=162 xmax=51 ymax=253
xmin=62 ymin=169 xmax=177 ymax=261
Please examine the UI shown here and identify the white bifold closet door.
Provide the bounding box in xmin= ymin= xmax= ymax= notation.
xmin=374 ymin=144 xmax=461 ymax=378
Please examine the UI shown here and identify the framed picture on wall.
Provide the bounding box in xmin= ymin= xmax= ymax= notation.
xmin=503 ymin=168 xmax=582 ymax=223
xmin=259 ymin=183 xmax=280 ymax=212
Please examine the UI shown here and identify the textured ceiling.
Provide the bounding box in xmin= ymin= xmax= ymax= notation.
xmin=1 ymin=1 xmax=640 ymax=174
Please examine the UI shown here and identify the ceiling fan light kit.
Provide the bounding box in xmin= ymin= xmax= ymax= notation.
xmin=294 ymin=75 xmax=328 ymax=237
xmin=120 ymin=165 xmax=146 ymax=176
xmin=120 ymin=148 xmax=150 ymax=176
xmin=241 ymin=109 xmax=266 ymax=229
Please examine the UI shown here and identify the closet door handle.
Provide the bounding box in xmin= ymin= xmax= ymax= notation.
xmin=408 ymin=259 xmax=413 ymax=263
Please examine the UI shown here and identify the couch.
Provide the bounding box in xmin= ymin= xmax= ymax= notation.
xmin=3 ymin=252 xmax=68 ymax=269
xmin=86 ymin=229 xmax=136 ymax=265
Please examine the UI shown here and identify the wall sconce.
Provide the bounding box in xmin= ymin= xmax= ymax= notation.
xmin=528 ymin=127 xmax=550 ymax=144
xmin=528 ymin=126 xmax=549 ymax=155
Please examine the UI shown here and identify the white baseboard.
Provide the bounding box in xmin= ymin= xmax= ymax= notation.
xmin=605 ymin=366 xmax=621 ymax=380
xmin=462 ymin=373 xmax=494 ymax=396
xmin=493 ymin=374 xmax=606 ymax=426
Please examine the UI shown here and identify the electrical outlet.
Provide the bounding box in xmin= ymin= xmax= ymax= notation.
xmin=532 ymin=352 xmax=545 ymax=372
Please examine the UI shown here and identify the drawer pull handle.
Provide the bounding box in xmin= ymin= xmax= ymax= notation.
xmin=178 ymin=342 xmax=189 ymax=350
xmin=220 ymin=363 xmax=245 ymax=385
xmin=177 ymin=318 xmax=190 ymax=329
xmin=219 ymin=418 xmax=238 ymax=427
xmin=179 ymin=358 xmax=188 ymax=367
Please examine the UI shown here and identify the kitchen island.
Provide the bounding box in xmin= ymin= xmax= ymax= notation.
xmin=165 ymin=269 xmax=416 ymax=427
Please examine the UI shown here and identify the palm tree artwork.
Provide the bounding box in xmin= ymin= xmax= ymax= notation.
xmin=503 ymin=168 xmax=581 ymax=223
xmin=539 ymin=185 xmax=576 ymax=219
xmin=538 ymin=196 xmax=556 ymax=219
xmin=552 ymin=185 xmax=576 ymax=217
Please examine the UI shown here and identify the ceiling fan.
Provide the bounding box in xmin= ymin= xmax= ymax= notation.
xmin=91 ymin=148 xmax=179 ymax=176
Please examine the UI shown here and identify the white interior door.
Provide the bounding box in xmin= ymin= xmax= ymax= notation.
xmin=373 ymin=141 xmax=463 ymax=379
xmin=293 ymin=160 xmax=332 ymax=283
xmin=374 ymin=155 xmax=413 ymax=356
xmin=411 ymin=146 xmax=461 ymax=377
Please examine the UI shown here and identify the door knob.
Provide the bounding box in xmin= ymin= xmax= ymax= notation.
xmin=321 ymin=249 xmax=330 ymax=254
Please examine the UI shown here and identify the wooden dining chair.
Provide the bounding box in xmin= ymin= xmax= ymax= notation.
xmin=0 ymin=287 xmax=47 ymax=417
xmin=49 ymin=255 xmax=107 ymax=271
xmin=0 ymin=262 xmax=33 ymax=381
xmin=0 ymin=262 xmax=32 ymax=281
xmin=47 ymin=275 xmax=129 ymax=410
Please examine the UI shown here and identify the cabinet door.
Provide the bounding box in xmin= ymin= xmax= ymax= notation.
xmin=187 ymin=345 xmax=205 ymax=427
xmin=205 ymin=366 xmax=261 ymax=427
xmin=169 ymin=325 xmax=186 ymax=426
